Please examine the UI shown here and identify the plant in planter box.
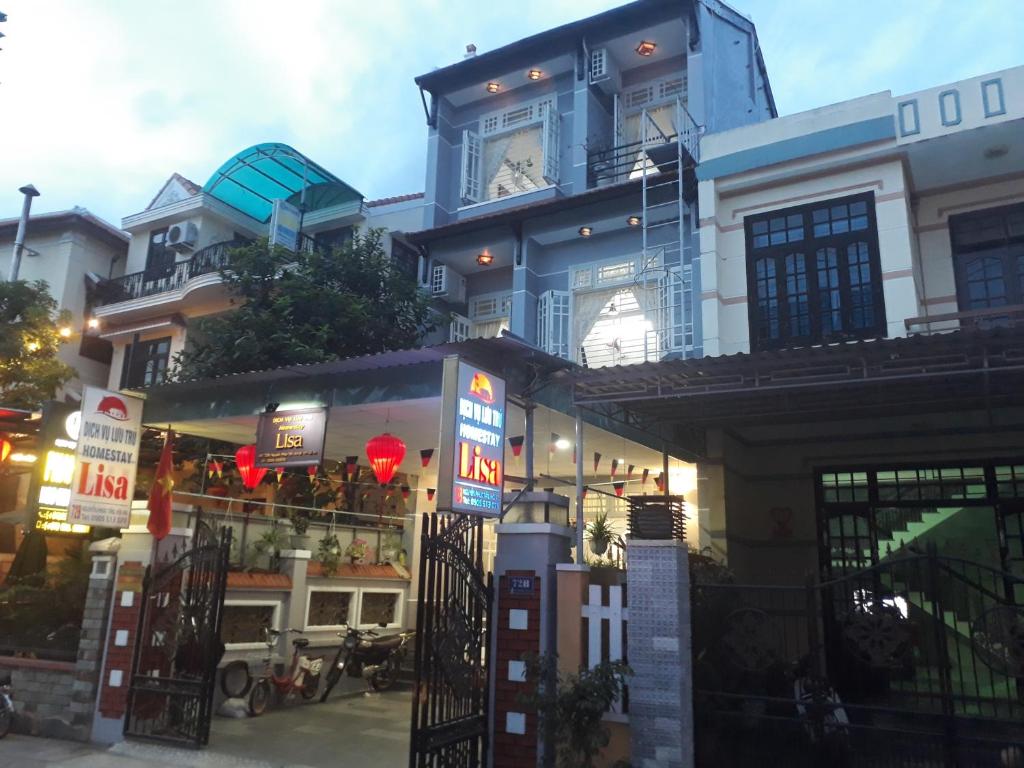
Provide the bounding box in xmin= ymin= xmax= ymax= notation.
xmin=317 ymin=532 xmax=343 ymax=577
xmin=344 ymin=537 xmax=368 ymax=564
xmin=251 ymin=525 xmax=288 ymax=571
xmin=585 ymin=511 xmax=615 ymax=556
xmin=289 ymin=510 xmax=312 ymax=550
xmin=379 ymin=532 xmax=402 ymax=563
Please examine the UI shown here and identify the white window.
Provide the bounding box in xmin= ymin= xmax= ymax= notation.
xmin=461 ymin=98 xmax=560 ymax=205
xmin=469 ymin=291 xmax=513 ymax=321
xmin=304 ymin=587 xmax=357 ymax=631
xmin=449 ymin=313 xmax=471 ymax=342
xmin=358 ymin=589 xmax=404 ymax=630
xmin=221 ymin=600 xmax=283 ymax=650
xmin=537 ymin=290 xmax=570 ymax=359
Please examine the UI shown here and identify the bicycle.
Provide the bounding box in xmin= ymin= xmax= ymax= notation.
xmin=243 ymin=627 xmax=323 ymax=716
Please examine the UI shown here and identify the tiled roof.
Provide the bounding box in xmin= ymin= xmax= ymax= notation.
xmin=366 ymin=192 xmax=424 ymax=208
xmin=226 ymin=572 xmax=292 ymax=590
xmin=145 ymin=172 xmax=202 ymax=211
xmin=306 ymin=561 xmax=409 ymax=580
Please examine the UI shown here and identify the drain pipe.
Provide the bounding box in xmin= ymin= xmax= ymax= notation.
xmin=8 ymin=184 xmax=40 ymax=282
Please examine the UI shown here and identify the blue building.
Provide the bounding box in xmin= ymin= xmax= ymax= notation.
xmin=409 ymin=0 xmax=774 ymax=368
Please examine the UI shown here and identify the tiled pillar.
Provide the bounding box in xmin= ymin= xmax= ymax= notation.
xmin=625 ymin=539 xmax=693 ymax=768
xmin=92 ymin=558 xmax=144 ymax=743
xmin=493 ymin=571 xmax=541 ymax=768
xmin=67 ymin=548 xmax=117 ymax=739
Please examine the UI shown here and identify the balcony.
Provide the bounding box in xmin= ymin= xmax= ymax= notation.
xmin=905 ymin=304 xmax=1024 ymax=335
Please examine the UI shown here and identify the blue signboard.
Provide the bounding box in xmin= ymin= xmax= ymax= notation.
xmin=436 ymin=358 xmax=506 ymax=517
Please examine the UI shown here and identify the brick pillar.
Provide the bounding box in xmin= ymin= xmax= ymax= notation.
xmin=625 ymin=539 xmax=693 ymax=768
xmin=493 ymin=570 xmax=541 ymax=768
xmin=67 ymin=549 xmax=116 ymax=739
xmin=92 ymin=558 xmax=144 ymax=741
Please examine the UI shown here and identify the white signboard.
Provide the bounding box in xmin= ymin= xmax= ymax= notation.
xmin=269 ymin=198 xmax=302 ymax=252
xmin=67 ymin=387 xmax=145 ymax=529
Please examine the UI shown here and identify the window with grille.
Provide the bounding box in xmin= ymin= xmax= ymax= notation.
xmin=950 ymin=203 xmax=1024 ymax=315
xmin=122 ymin=336 xmax=172 ymax=388
xmin=745 ymin=192 xmax=885 ymax=350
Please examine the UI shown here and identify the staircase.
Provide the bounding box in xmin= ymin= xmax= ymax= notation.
xmin=876 ymin=507 xmax=961 ymax=562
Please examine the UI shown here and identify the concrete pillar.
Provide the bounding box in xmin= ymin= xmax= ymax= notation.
xmin=625 ymin=539 xmax=693 ymax=768
xmin=277 ymin=549 xmax=311 ymax=653
xmin=489 ymin=493 xmax=573 ymax=768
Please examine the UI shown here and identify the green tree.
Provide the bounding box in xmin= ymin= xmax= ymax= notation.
xmin=0 ymin=280 xmax=74 ymax=408
xmin=172 ymin=230 xmax=436 ymax=381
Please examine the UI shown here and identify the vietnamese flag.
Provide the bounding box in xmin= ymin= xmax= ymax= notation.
xmin=147 ymin=430 xmax=175 ymax=541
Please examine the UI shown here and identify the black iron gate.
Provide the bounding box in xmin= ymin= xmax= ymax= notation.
xmin=124 ymin=523 xmax=230 ymax=747
xmin=409 ymin=513 xmax=494 ymax=768
xmin=693 ymin=549 xmax=1024 ymax=766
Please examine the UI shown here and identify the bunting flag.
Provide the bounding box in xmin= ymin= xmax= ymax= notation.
xmin=508 ymin=435 xmax=524 ymax=457
xmin=419 ymin=448 xmax=434 ymax=468
xmin=613 ymin=481 xmax=625 ymax=497
xmin=207 ymin=461 xmax=215 ymax=479
xmin=307 ymin=465 xmax=318 ymax=484
xmin=627 ymin=464 xmax=635 ymax=481
xmin=345 ymin=455 xmax=358 ymax=477
xmin=655 ymin=473 xmax=665 ymax=492
xmin=642 ymin=468 xmax=650 ymax=485
xmin=401 ymin=485 xmax=411 ymax=500
xmin=550 ymin=433 xmax=560 ymax=454
xmin=147 ymin=430 xmax=175 ymax=542
xmin=213 ymin=459 xmax=224 ymax=479
xmin=275 ymin=467 xmax=284 ymax=483
xmin=593 ymin=452 xmax=602 ymax=472
xmin=426 ymin=488 xmax=436 ymax=501
xmin=582 ymin=486 xmax=588 ymax=500
xmin=610 ymin=459 xmax=619 ymax=478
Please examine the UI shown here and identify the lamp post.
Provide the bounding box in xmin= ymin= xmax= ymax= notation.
xmin=8 ymin=184 xmax=40 ymax=282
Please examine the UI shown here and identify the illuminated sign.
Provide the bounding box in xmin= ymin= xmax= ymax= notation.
xmin=30 ymin=402 xmax=91 ymax=536
xmin=67 ymin=387 xmax=144 ymax=529
xmin=436 ymin=358 xmax=506 ymax=517
xmin=254 ymin=407 xmax=328 ymax=468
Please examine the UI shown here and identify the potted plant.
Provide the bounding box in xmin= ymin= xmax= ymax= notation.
xmin=289 ymin=511 xmax=312 ymax=550
xmin=317 ymin=532 xmax=342 ymax=577
xmin=344 ymin=537 xmax=369 ymax=564
xmin=379 ymin=532 xmax=402 ymax=563
xmin=251 ymin=525 xmax=288 ymax=571
xmin=586 ymin=512 xmax=615 ymax=556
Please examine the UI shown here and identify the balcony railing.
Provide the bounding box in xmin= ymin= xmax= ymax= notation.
xmin=905 ymin=304 xmax=1024 ymax=335
xmin=92 ymin=239 xmax=248 ymax=307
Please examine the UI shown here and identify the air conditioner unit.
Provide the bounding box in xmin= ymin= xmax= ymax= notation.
xmin=430 ymin=264 xmax=467 ymax=303
xmin=166 ymin=221 xmax=198 ymax=252
xmin=589 ymin=47 xmax=621 ymax=95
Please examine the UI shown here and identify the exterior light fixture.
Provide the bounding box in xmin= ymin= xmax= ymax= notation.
xmin=578 ymin=226 xmax=593 ymax=237
xmin=627 ymin=215 xmax=641 ymax=227
xmin=635 ymin=40 xmax=656 ymax=56
xmin=476 ymin=252 xmax=494 ymax=266
xmin=87 ymin=317 xmax=100 ymax=329
xmin=486 ymin=82 xmax=500 ymax=93
xmin=527 ymin=69 xmax=542 ymax=80
xmin=58 ymin=326 xmax=72 ymax=338
xmin=555 ymin=438 xmax=571 ymax=450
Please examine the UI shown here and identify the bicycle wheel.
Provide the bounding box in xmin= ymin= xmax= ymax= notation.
xmin=300 ymin=673 xmax=320 ymax=700
xmin=320 ymin=663 xmax=343 ymax=703
xmin=248 ymin=679 xmax=272 ymax=716
xmin=0 ymin=701 xmax=12 ymax=739
xmin=220 ymin=660 xmax=252 ymax=698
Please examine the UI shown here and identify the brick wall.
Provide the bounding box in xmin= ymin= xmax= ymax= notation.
xmin=97 ymin=560 xmax=143 ymax=720
xmin=0 ymin=657 xmax=81 ymax=739
xmin=493 ymin=571 xmax=541 ymax=768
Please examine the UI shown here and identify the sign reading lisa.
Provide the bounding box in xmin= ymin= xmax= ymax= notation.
xmin=254 ymin=407 xmax=327 ymax=468
xmin=436 ymin=358 xmax=506 ymax=517
xmin=67 ymin=387 xmax=144 ymax=529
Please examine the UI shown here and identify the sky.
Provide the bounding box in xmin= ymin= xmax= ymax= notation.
xmin=0 ymin=0 xmax=1021 ymax=227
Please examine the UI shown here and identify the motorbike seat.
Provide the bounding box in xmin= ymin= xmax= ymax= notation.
xmin=368 ymin=635 xmax=403 ymax=651
xmin=292 ymin=637 xmax=310 ymax=649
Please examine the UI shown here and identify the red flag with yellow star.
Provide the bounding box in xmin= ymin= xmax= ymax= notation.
xmin=147 ymin=430 xmax=175 ymax=541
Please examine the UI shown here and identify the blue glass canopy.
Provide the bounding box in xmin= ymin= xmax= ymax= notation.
xmin=203 ymin=143 xmax=362 ymax=223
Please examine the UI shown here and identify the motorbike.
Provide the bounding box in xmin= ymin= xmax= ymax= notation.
xmin=320 ymin=625 xmax=415 ymax=702
xmin=0 ymin=671 xmax=12 ymax=738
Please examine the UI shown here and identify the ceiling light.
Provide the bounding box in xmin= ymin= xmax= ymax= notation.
xmin=476 ymin=252 xmax=494 ymax=266
xmin=527 ymin=69 xmax=542 ymax=81
xmin=627 ymin=215 xmax=641 ymax=227
xmin=87 ymin=317 xmax=100 ymax=329
xmin=486 ymin=82 xmax=500 ymax=93
xmin=578 ymin=226 xmax=593 ymax=237
xmin=555 ymin=438 xmax=571 ymax=450
xmin=10 ymin=452 xmax=38 ymax=464
xmin=635 ymin=40 xmax=657 ymax=56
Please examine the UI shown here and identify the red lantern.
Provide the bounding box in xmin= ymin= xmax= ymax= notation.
xmin=426 ymin=488 xmax=436 ymax=501
xmin=366 ymin=432 xmax=405 ymax=486
xmin=235 ymin=445 xmax=267 ymax=490
xmin=0 ymin=435 xmax=11 ymax=463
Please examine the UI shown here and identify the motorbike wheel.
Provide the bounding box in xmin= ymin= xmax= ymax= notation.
xmin=220 ymin=660 xmax=252 ymax=698
xmin=248 ymin=679 xmax=272 ymax=716
xmin=370 ymin=664 xmax=397 ymax=692
xmin=0 ymin=702 xmax=11 ymax=739
xmin=300 ymin=673 xmax=320 ymax=700
xmin=320 ymin=659 xmax=345 ymax=703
